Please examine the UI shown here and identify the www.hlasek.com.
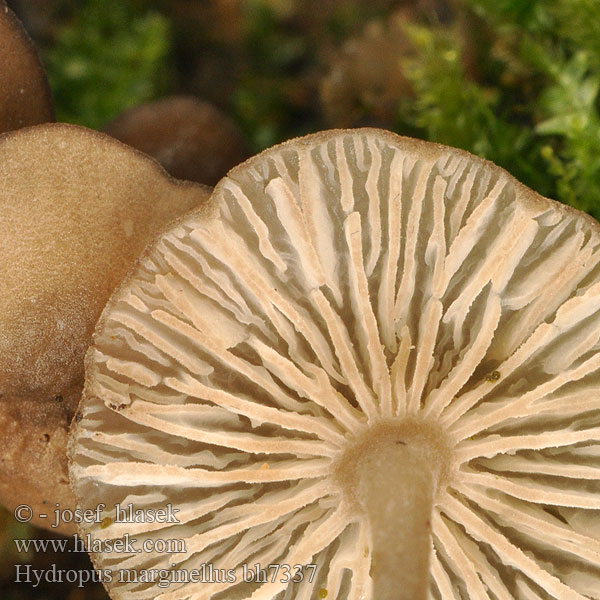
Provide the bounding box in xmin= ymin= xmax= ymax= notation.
xmin=14 ymin=531 xmax=186 ymax=555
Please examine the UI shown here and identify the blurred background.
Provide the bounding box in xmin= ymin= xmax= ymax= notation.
xmin=7 ymin=0 xmax=600 ymax=213
xmin=2 ymin=0 xmax=600 ymax=597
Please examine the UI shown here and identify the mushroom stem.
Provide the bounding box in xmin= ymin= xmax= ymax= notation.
xmin=355 ymin=432 xmax=437 ymax=600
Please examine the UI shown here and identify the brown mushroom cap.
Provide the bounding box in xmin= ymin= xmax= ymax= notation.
xmin=0 ymin=123 xmax=210 ymax=533
xmin=70 ymin=129 xmax=600 ymax=598
xmin=104 ymin=95 xmax=250 ymax=186
xmin=0 ymin=0 xmax=54 ymax=133
xmin=320 ymin=12 xmax=414 ymax=127
xmin=0 ymin=386 xmax=81 ymax=535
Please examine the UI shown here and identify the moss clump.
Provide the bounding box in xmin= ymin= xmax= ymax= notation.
xmin=44 ymin=0 xmax=171 ymax=130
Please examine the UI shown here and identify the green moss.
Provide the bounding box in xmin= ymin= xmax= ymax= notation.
xmin=398 ymin=22 xmax=551 ymax=197
xmin=231 ymin=0 xmax=315 ymax=152
xmin=44 ymin=0 xmax=171 ymax=130
xmin=396 ymin=0 xmax=600 ymax=217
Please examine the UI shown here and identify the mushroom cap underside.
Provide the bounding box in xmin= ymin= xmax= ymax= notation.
xmin=70 ymin=129 xmax=600 ymax=599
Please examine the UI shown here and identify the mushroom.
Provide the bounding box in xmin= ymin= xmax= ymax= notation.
xmin=70 ymin=129 xmax=600 ymax=598
xmin=0 ymin=0 xmax=54 ymax=134
xmin=320 ymin=11 xmax=415 ymax=127
xmin=0 ymin=123 xmax=210 ymax=534
xmin=104 ymin=96 xmax=251 ymax=186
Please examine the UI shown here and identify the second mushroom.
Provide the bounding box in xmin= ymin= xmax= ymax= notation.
xmin=70 ymin=129 xmax=600 ymax=599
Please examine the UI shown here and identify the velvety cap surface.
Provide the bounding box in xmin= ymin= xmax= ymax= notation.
xmin=0 ymin=123 xmax=210 ymax=532
xmin=0 ymin=1 xmax=54 ymax=133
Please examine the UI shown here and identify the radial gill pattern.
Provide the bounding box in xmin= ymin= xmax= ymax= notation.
xmin=70 ymin=130 xmax=600 ymax=600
